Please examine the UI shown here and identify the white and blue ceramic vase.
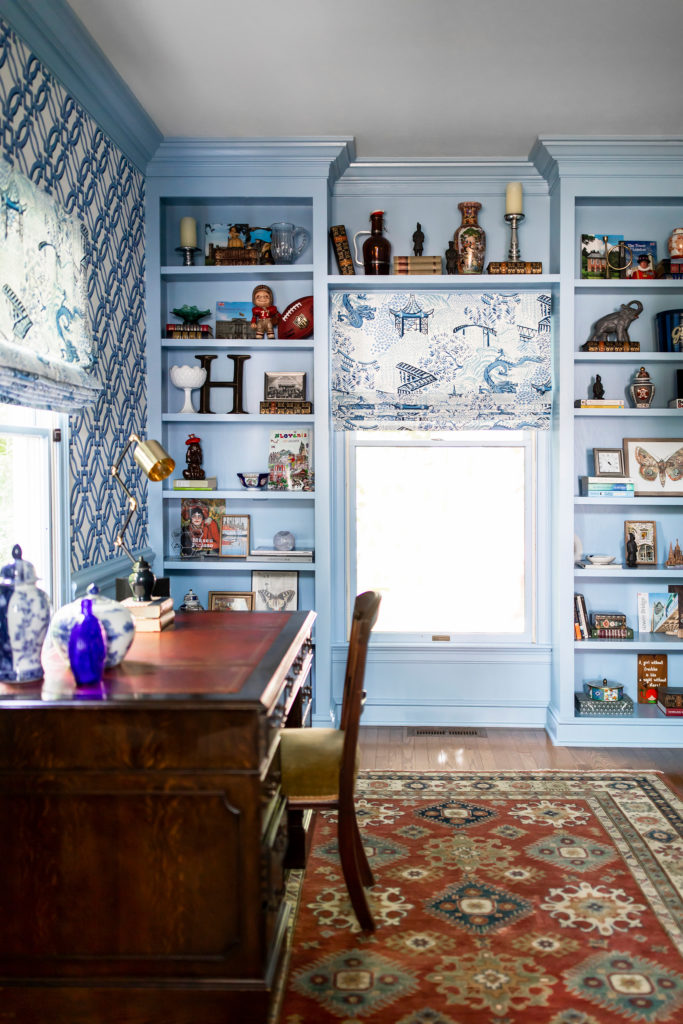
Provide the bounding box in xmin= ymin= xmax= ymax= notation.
xmin=0 ymin=551 xmax=18 ymax=679
xmin=1 ymin=545 xmax=51 ymax=682
xmin=50 ymin=583 xmax=135 ymax=669
xmin=68 ymin=598 xmax=107 ymax=686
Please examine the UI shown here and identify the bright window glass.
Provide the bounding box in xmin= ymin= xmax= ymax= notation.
xmin=0 ymin=405 xmax=65 ymax=602
xmin=351 ymin=433 xmax=533 ymax=638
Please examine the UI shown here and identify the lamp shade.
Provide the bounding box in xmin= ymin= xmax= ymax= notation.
xmin=132 ymin=439 xmax=175 ymax=481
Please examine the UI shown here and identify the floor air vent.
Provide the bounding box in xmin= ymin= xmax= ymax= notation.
xmin=408 ymin=727 xmax=486 ymax=738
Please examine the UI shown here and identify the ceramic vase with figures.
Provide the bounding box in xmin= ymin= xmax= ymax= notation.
xmin=454 ymin=201 xmax=486 ymax=274
xmin=0 ymin=545 xmax=50 ymax=682
xmin=50 ymin=583 xmax=135 ymax=668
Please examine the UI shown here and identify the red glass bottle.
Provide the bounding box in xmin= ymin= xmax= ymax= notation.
xmin=362 ymin=210 xmax=391 ymax=275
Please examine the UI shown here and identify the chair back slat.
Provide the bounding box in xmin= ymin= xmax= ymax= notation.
xmin=338 ymin=591 xmax=381 ymax=807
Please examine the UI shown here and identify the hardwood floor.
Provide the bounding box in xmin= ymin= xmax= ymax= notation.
xmin=358 ymin=726 xmax=683 ymax=799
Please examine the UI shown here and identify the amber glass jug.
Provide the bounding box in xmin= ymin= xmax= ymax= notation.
xmin=353 ymin=210 xmax=391 ymax=275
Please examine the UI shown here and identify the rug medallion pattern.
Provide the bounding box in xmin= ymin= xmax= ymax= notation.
xmin=277 ymin=771 xmax=683 ymax=1024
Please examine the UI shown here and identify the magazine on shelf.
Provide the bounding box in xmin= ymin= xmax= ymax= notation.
xmin=638 ymin=591 xmax=679 ymax=633
xmin=179 ymin=498 xmax=225 ymax=557
xmin=267 ymin=429 xmax=313 ymax=491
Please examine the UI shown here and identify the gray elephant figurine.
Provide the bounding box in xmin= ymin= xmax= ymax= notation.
xmin=587 ymin=299 xmax=643 ymax=344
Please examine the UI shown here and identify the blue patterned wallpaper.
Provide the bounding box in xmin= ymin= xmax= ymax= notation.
xmin=0 ymin=16 xmax=147 ymax=572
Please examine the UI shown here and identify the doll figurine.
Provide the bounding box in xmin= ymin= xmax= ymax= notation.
xmin=251 ymin=284 xmax=280 ymax=340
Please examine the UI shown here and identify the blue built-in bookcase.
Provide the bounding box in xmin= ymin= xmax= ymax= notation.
xmin=2 ymin=2 xmax=682 ymax=744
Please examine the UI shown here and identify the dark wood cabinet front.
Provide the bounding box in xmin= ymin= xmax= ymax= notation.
xmin=0 ymin=610 xmax=315 ymax=1024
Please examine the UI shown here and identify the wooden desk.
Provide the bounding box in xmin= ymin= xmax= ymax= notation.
xmin=0 ymin=610 xmax=315 ymax=1024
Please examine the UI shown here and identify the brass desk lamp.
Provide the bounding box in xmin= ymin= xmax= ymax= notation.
xmin=111 ymin=434 xmax=175 ymax=600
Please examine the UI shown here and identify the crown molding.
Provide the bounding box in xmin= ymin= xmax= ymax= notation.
xmin=147 ymin=137 xmax=356 ymax=183
xmin=531 ymin=135 xmax=683 ymax=182
xmin=0 ymin=0 xmax=162 ymax=171
xmin=333 ymin=157 xmax=548 ymax=197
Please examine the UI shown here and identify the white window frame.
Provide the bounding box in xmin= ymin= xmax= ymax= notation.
xmin=340 ymin=428 xmax=545 ymax=646
xmin=0 ymin=410 xmax=70 ymax=607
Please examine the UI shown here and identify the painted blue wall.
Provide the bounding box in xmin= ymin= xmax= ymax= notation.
xmin=0 ymin=14 xmax=148 ymax=574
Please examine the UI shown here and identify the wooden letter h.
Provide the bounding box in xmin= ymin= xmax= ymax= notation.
xmin=195 ymin=354 xmax=251 ymax=414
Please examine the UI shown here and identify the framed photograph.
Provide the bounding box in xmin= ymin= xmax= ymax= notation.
xmin=624 ymin=519 xmax=657 ymax=565
xmin=220 ymin=514 xmax=250 ymax=558
xmin=251 ymin=570 xmax=298 ymax=612
xmin=264 ymin=371 xmax=306 ymax=402
xmin=593 ymin=447 xmax=625 ymax=477
xmin=208 ymin=591 xmax=254 ymax=611
xmin=623 ymin=437 xmax=683 ymax=497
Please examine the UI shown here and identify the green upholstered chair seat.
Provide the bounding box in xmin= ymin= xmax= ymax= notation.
xmin=280 ymin=728 xmax=357 ymax=799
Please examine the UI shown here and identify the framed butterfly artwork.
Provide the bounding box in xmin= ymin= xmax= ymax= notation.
xmin=251 ymin=571 xmax=298 ymax=612
xmin=623 ymin=437 xmax=683 ymax=496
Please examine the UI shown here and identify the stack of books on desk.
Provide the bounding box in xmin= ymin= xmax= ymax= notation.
xmin=579 ymin=476 xmax=635 ymax=498
xmin=122 ymin=596 xmax=175 ymax=632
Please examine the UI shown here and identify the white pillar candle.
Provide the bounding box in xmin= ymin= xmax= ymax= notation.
xmin=505 ymin=182 xmax=523 ymax=215
xmin=179 ymin=216 xmax=197 ymax=248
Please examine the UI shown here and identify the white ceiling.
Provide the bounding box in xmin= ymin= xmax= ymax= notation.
xmin=65 ymin=0 xmax=683 ymax=160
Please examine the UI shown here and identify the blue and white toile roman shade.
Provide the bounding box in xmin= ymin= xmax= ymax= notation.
xmin=331 ymin=290 xmax=551 ymax=430
xmin=0 ymin=159 xmax=101 ymax=412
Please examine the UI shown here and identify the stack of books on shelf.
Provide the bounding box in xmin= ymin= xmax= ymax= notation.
xmin=575 ymin=684 xmax=634 ymax=717
xmin=173 ymin=476 xmax=217 ymax=490
xmin=579 ymin=476 xmax=635 ymax=498
xmin=655 ymin=258 xmax=683 ymax=279
xmin=122 ymin=596 xmax=175 ymax=632
xmin=486 ymin=261 xmax=543 ymax=274
xmin=574 ymin=398 xmax=625 ymax=409
xmin=580 ymin=340 xmax=640 ymax=352
xmin=590 ymin=611 xmax=632 ymax=640
xmin=574 ymin=596 xmax=634 ymax=641
xmin=165 ymin=323 xmax=214 ymax=340
xmin=392 ymin=255 xmax=443 ymax=275
xmin=657 ymin=687 xmax=683 ymax=716
xmin=246 ymin=547 xmax=313 ymax=562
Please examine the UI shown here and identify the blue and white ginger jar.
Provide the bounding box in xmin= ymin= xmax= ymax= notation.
xmin=50 ymin=583 xmax=135 ymax=669
xmin=1 ymin=545 xmax=51 ymax=682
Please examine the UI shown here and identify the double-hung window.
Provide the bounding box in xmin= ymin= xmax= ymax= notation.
xmin=344 ymin=429 xmax=543 ymax=643
xmin=0 ymin=405 xmax=69 ymax=605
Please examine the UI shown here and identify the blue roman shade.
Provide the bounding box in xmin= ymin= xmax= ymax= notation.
xmin=0 ymin=159 xmax=101 ymax=412
xmin=331 ymin=290 xmax=551 ymax=430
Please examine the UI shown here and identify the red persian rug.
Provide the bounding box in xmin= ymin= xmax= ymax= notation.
xmin=275 ymin=770 xmax=683 ymax=1024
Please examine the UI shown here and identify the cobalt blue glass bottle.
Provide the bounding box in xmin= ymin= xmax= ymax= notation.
xmin=68 ymin=598 xmax=107 ymax=687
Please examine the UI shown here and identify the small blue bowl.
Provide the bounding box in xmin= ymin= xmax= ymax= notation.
xmin=237 ymin=472 xmax=269 ymax=489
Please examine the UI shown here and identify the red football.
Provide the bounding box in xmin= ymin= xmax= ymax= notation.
xmin=279 ymin=295 xmax=314 ymax=339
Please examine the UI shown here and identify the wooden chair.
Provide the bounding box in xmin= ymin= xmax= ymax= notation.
xmin=279 ymin=590 xmax=381 ymax=933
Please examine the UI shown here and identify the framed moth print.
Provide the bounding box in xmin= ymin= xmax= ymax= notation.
xmin=623 ymin=437 xmax=683 ymax=496
xmin=208 ymin=591 xmax=255 ymax=611
xmin=220 ymin=514 xmax=250 ymax=558
xmin=251 ymin=570 xmax=298 ymax=612
xmin=624 ymin=519 xmax=657 ymax=565
xmin=593 ymin=447 xmax=625 ymax=477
